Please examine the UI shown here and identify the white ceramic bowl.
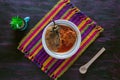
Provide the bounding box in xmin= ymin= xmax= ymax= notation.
xmin=42 ymin=20 xmax=81 ymax=59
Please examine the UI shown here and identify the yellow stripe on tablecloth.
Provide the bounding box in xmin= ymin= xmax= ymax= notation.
xmin=80 ymin=21 xmax=95 ymax=34
xmin=28 ymin=39 xmax=42 ymax=55
xmin=78 ymin=17 xmax=91 ymax=29
xmin=28 ymin=45 xmax=43 ymax=60
xmin=45 ymin=59 xmax=58 ymax=72
xmin=41 ymin=56 xmax=53 ymax=71
xmin=63 ymin=7 xmax=79 ymax=19
xmin=60 ymin=9 xmax=72 ymax=19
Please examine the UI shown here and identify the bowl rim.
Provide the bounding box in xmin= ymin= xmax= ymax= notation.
xmin=42 ymin=19 xmax=81 ymax=59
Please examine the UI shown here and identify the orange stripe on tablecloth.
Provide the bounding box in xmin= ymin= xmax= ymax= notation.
xmin=41 ymin=7 xmax=79 ymax=72
xmin=18 ymin=0 xmax=69 ymax=53
xmin=52 ymin=28 xmax=99 ymax=78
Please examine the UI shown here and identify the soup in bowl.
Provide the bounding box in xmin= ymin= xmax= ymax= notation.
xmin=42 ymin=20 xmax=81 ymax=59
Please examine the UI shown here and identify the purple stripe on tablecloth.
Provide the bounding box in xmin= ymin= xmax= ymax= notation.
xmin=69 ymin=13 xmax=79 ymax=22
xmin=74 ymin=17 xmax=81 ymax=25
xmin=34 ymin=55 xmax=49 ymax=68
xmin=54 ymin=3 xmax=72 ymax=20
xmin=47 ymin=59 xmax=65 ymax=76
xmin=33 ymin=49 xmax=50 ymax=67
xmin=24 ymin=48 xmax=44 ymax=58
xmin=37 ymin=51 xmax=48 ymax=62
xmin=24 ymin=30 xmax=43 ymax=52
xmin=33 ymin=50 xmax=46 ymax=68
xmin=70 ymin=13 xmax=80 ymax=25
xmin=81 ymin=23 xmax=96 ymax=40
xmin=34 ymin=50 xmax=47 ymax=63
xmin=33 ymin=48 xmax=45 ymax=60
xmin=74 ymin=16 xmax=85 ymax=26
xmin=39 ymin=54 xmax=49 ymax=67
xmin=75 ymin=12 xmax=87 ymax=26
xmin=34 ymin=53 xmax=47 ymax=67
xmin=69 ymin=12 xmax=86 ymax=26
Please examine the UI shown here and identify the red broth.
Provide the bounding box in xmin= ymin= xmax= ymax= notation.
xmin=45 ymin=25 xmax=77 ymax=53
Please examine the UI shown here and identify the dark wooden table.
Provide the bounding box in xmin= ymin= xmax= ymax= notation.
xmin=0 ymin=0 xmax=120 ymax=80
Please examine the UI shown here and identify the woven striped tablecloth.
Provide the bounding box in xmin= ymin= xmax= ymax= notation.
xmin=18 ymin=0 xmax=103 ymax=79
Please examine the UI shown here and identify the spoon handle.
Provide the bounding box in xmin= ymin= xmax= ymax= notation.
xmin=84 ymin=47 xmax=106 ymax=69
